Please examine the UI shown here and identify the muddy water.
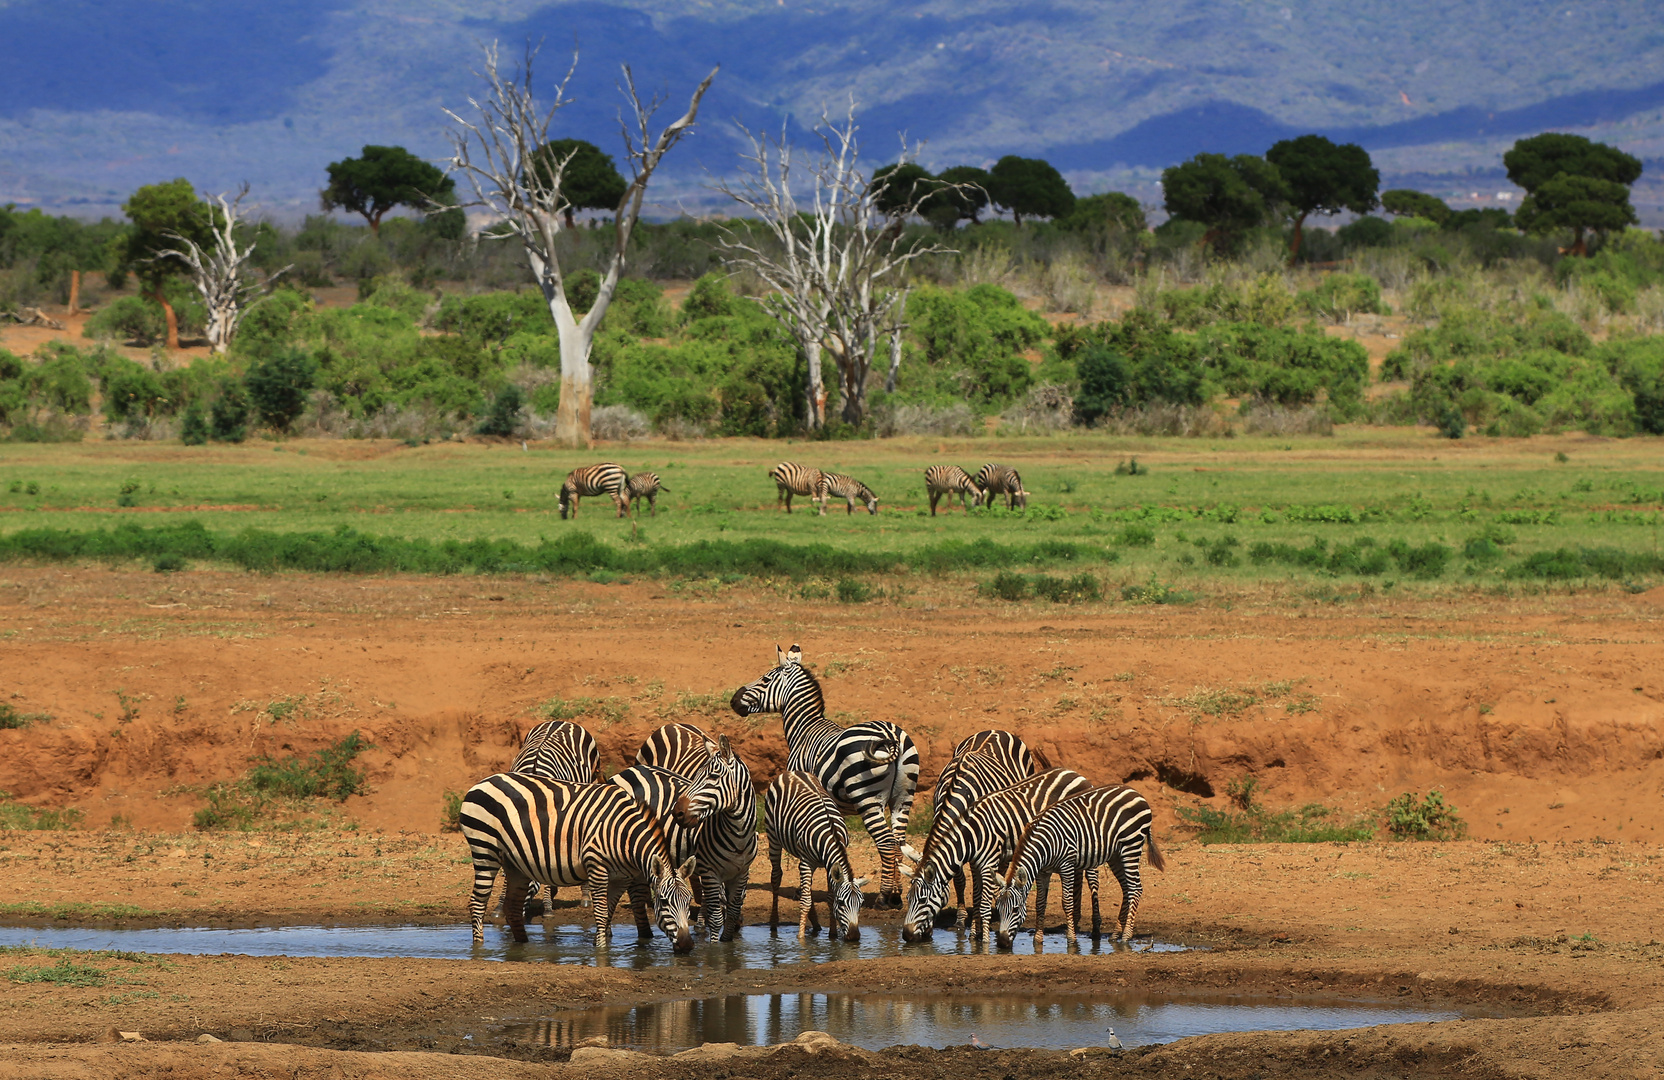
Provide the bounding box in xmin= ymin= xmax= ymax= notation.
xmin=0 ymin=922 xmax=1190 ymax=967
xmin=495 ymin=991 xmax=1473 ymax=1050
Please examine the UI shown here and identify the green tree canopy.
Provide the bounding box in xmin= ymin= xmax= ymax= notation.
xmin=986 ymin=156 xmax=1076 ymax=226
xmin=320 ymin=146 xmax=456 ymax=234
xmin=1161 ymin=153 xmax=1286 ymax=252
xmin=871 ymin=162 xmax=937 ymax=218
xmin=1058 ymin=192 xmax=1147 ymax=234
xmin=931 ymin=165 xmax=992 ymax=226
xmin=528 ymin=139 xmax=628 ymax=229
xmin=1504 ymin=133 xmax=1642 ymax=256
xmin=1380 ymin=189 xmax=1451 ymax=225
xmin=1265 ymin=134 xmax=1379 ymax=260
xmin=114 ymin=178 xmax=218 ymax=349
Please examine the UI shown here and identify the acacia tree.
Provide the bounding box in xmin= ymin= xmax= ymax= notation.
xmin=1265 ymin=134 xmax=1379 ymax=261
xmin=154 ymin=186 xmax=291 ymax=354
xmin=932 ymin=165 xmax=991 ymax=226
xmin=1380 ymin=188 xmax=1451 ymax=225
xmin=1504 ymin=133 xmax=1642 ymax=256
xmin=714 ymin=107 xmax=949 ymax=429
xmin=528 ymin=139 xmax=627 ymax=228
xmin=320 ymin=146 xmax=456 ymax=234
xmin=117 ymin=179 xmax=215 ymax=350
xmin=1161 ymin=152 xmax=1286 ymax=253
xmin=443 ymin=43 xmax=716 ymax=447
xmin=986 ymin=155 xmax=1075 ymax=226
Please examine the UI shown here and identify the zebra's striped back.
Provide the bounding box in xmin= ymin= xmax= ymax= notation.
xmin=559 ymin=463 xmax=629 ymax=519
xmin=769 ymin=462 xmax=825 ymax=514
xmin=609 ymin=764 xmax=699 ymax=867
xmin=511 ymin=720 xmax=602 ymax=784
xmin=729 ymin=645 xmax=920 ymax=904
xmin=818 ymin=471 xmax=878 ymax=515
xmin=626 ymin=472 xmax=667 ymax=516
xmin=459 ymin=774 xmax=695 ymax=950
xmin=765 ymin=771 xmax=865 ymax=940
xmin=634 ymin=723 xmax=719 ymax=779
xmin=951 ymin=730 xmax=1040 ymax=781
xmin=924 ymin=465 xmax=983 ymax=516
xmin=901 ymin=767 xmax=1094 ymax=942
xmin=993 ymin=784 xmax=1162 ymax=947
xmin=974 ymin=463 xmax=1029 ymax=510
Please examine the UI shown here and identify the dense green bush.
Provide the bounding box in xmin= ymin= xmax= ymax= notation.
xmin=902 ymin=284 xmax=1050 ymax=405
xmin=246 ymin=349 xmax=318 ymax=431
xmin=83 ymin=296 xmax=165 ymax=345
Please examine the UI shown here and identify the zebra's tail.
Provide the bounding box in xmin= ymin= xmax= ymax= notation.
xmin=1031 ymin=745 xmax=1054 ymax=771
xmin=1144 ymin=827 xmax=1166 ymax=873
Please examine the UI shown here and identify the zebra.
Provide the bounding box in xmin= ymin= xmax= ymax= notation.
xmin=729 ymin=645 xmax=919 ymax=906
xmin=626 ymin=471 xmax=667 ymax=517
xmin=507 ymin=720 xmax=603 ymax=916
xmin=974 ymin=463 xmax=1030 ymax=510
xmin=633 ymin=722 xmax=719 ymax=778
xmin=900 ymin=767 xmax=1097 ymax=944
xmin=769 ymin=462 xmax=826 ymax=515
xmin=764 ymin=770 xmax=868 ymax=941
xmin=459 ymin=773 xmax=697 ymax=951
xmin=818 ymin=471 xmax=878 ymax=515
xmin=559 ymin=463 xmax=629 ymax=519
xmin=951 ymin=729 xmax=1043 ymax=779
xmin=674 ymin=735 xmax=760 ymax=941
xmin=991 ymin=785 xmax=1164 ymax=949
xmin=924 ymin=465 xmax=984 ymax=516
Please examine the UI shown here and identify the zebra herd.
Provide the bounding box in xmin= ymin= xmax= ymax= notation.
xmin=555 ymin=460 xmax=1032 ymax=519
xmin=459 ymin=644 xmax=1161 ymax=955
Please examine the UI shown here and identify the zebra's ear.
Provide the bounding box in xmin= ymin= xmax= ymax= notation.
xmin=717 ymin=734 xmax=732 ymax=759
xmin=786 ymin=643 xmax=803 ymax=665
xmin=896 ymin=864 xmax=913 ymax=878
xmin=852 ymin=877 xmax=870 ymax=889
xmin=774 ymin=644 xmax=785 ymax=668
xmin=677 ymin=856 xmax=697 ymax=880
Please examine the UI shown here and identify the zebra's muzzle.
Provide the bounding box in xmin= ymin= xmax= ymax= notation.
xmin=728 ymin=687 xmax=755 ymax=716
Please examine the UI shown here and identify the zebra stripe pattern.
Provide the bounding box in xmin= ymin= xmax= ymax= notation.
xmin=769 ymin=462 xmax=825 ymax=514
xmin=974 ymin=463 xmax=1030 ymax=510
xmin=607 ymin=763 xmax=701 ymax=941
xmin=633 ymin=722 xmax=719 ymax=778
xmin=901 ymin=767 xmax=1096 ymax=943
xmin=951 ymin=729 xmax=1041 ymax=780
xmin=729 ymin=645 xmax=919 ymax=906
xmin=559 ymin=462 xmax=629 ymax=519
xmin=764 ymin=771 xmax=867 ymax=941
xmin=511 ymin=720 xmax=603 ymax=784
xmin=992 ymin=785 xmax=1164 ymax=948
xmin=459 ymin=773 xmax=696 ymax=951
xmin=924 ymin=465 xmax=984 ymax=516
xmin=818 ymin=471 xmax=878 ymax=515
xmin=673 ymin=734 xmax=760 ymax=941
xmin=626 ymin=471 xmax=667 ymax=517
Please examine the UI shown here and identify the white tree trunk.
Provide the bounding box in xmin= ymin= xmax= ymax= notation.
xmin=804 ymin=339 xmax=825 ymax=429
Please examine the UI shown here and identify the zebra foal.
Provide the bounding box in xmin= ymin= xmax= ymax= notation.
xmin=923 ymin=465 xmax=984 ymax=516
xmin=626 ymin=472 xmax=667 ymax=516
xmin=992 ymin=785 xmax=1164 ymax=949
xmin=765 ymin=771 xmax=867 ymax=941
xmin=559 ymin=463 xmax=629 ymax=519
xmin=459 ymin=774 xmax=696 ymax=951
xmin=819 ymin=471 xmax=878 ymax=515
xmin=974 ymin=463 xmax=1030 ymax=510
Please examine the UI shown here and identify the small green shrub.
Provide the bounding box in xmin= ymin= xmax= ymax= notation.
xmin=152 ymin=554 xmax=185 ymax=573
xmin=83 ymin=297 xmax=164 ymax=346
xmin=440 ymin=790 xmax=464 ymax=832
xmin=245 ymin=732 xmax=371 ymax=801
xmin=4 ymin=958 xmax=107 ymax=986
xmin=1383 ymin=790 xmax=1465 ymax=840
xmin=982 ymin=571 xmax=1029 ymax=601
xmin=835 ymin=578 xmax=872 ymax=603
xmin=0 ymin=704 xmax=50 ymax=730
xmin=1116 ymin=524 xmax=1156 ymax=546
xmin=0 ymin=791 xmax=83 ymax=830
xmin=1114 ymin=457 xmax=1149 ymax=476
xmin=1031 ymin=573 xmax=1102 ymax=603
xmin=1177 ymin=778 xmax=1375 ymax=843
xmin=1121 ymin=576 xmax=1194 ymax=605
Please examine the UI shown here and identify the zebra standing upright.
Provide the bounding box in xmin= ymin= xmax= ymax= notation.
xmin=634 ymin=722 xmax=719 ymax=776
xmin=730 ymin=645 xmax=919 ymax=906
xmin=992 ymin=785 xmax=1164 ymax=949
xmin=769 ymin=462 xmax=826 ymax=514
xmin=974 ymin=463 xmax=1030 ymax=510
xmin=508 ymin=720 xmax=603 ymax=916
xmin=901 ymin=767 xmax=1098 ymax=943
xmin=459 ymin=774 xmax=696 ymax=951
xmin=765 ymin=771 xmax=867 ymax=941
xmin=625 ymin=472 xmax=667 ymax=517
xmin=924 ymin=465 xmax=984 ymax=516
xmin=559 ymin=463 xmax=629 ymax=519
xmin=818 ymin=472 xmax=879 ymax=515
xmin=673 ymin=735 xmax=760 ymax=941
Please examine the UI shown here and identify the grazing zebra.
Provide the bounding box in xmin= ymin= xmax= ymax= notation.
xmin=770 ymin=462 xmax=826 ymax=515
xmin=559 ymin=463 xmax=629 ymax=519
xmin=974 ymin=463 xmax=1030 ymax=510
xmin=818 ymin=471 xmax=878 ymax=516
xmin=674 ymin=735 xmax=760 ymax=941
xmin=633 ymin=722 xmax=719 ymax=778
xmin=765 ymin=771 xmax=867 ymax=941
xmin=901 ymin=767 xmax=1097 ymax=943
xmin=459 ymin=773 xmax=697 ymax=951
xmin=924 ymin=465 xmax=984 ymax=516
xmin=626 ymin=471 xmax=667 ymax=517
xmin=992 ymin=785 xmax=1163 ymax=949
xmin=729 ymin=645 xmax=919 ymax=906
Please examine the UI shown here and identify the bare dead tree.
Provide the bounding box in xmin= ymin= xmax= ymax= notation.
xmin=443 ymin=42 xmax=716 ymax=447
xmin=155 ymin=185 xmax=290 ymax=354
xmin=714 ymin=106 xmax=948 ymax=429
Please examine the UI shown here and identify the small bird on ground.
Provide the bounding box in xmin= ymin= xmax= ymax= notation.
xmin=969 ymin=1033 xmax=999 ymax=1050
xmin=1105 ymin=1028 xmax=1124 ymax=1050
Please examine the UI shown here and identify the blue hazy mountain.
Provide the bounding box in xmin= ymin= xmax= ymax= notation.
xmin=1 ymin=0 xmax=1660 ymax=217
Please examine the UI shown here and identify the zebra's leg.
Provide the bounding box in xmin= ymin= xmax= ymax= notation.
xmin=1033 ymin=873 xmax=1050 ymax=951
xmin=627 ymin=882 xmax=654 ymax=940
xmin=699 ymin=870 xmax=725 ymax=940
xmin=648 ymin=493 xmax=657 ymax=518
xmin=769 ymin=842 xmax=783 ymax=931
xmin=951 ymin=865 xmax=968 ymax=930
xmin=782 ymin=487 xmax=792 ymax=513
xmin=1061 ymin=862 xmax=1080 ymax=949
xmin=1087 ymin=867 xmax=1103 ymax=941
xmin=857 ymin=803 xmax=902 ymax=907
xmin=929 ymin=490 xmax=939 ymax=516
xmin=722 ymin=876 xmax=746 ymax=943
xmin=1119 ymin=855 xmax=1143 ymax=942
xmin=502 ymin=869 xmax=532 ymax=943
xmin=798 ymin=861 xmax=816 ymax=940
xmin=469 ymin=856 xmax=501 ymax=943
xmin=593 ymin=869 xmax=620 ymax=949
xmin=614 ymin=491 xmax=627 ymax=518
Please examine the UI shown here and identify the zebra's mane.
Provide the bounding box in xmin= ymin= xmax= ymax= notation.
xmin=784 ymin=662 xmax=827 ymax=717
xmin=917 ymin=759 xmax=972 ymax=867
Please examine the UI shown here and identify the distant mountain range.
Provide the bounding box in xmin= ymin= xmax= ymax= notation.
xmin=2 ymin=0 xmax=1661 ymax=222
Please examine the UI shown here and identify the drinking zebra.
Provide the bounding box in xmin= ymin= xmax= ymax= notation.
xmin=974 ymin=463 xmax=1030 ymax=510
xmin=923 ymin=465 xmax=984 ymax=516
xmin=459 ymin=773 xmax=697 ymax=951
xmin=559 ymin=463 xmax=629 ymax=519
xmin=633 ymin=722 xmax=719 ymax=777
xmin=819 ymin=471 xmax=879 ymax=515
xmin=729 ymin=645 xmax=919 ymax=906
xmin=769 ymin=462 xmax=826 ymax=514
xmin=951 ymin=729 xmax=1042 ymax=781
xmin=901 ymin=767 xmax=1097 ymax=943
xmin=626 ymin=472 xmax=667 ymax=517
xmin=991 ymin=785 xmax=1163 ymax=949
xmin=508 ymin=719 xmax=603 ymax=916
xmin=764 ymin=771 xmax=868 ymax=941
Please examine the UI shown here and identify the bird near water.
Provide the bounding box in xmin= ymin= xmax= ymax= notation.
xmin=1106 ymin=1027 xmax=1124 ymax=1050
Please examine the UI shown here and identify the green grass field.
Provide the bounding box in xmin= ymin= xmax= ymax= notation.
xmin=2 ymin=429 xmax=1661 ymax=592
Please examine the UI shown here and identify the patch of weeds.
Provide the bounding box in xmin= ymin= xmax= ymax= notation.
xmin=1121 ymin=575 xmax=1194 ymax=605
xmin=152 ymin=553 xmax=185 ymax=573
xmin=0 ymin=703 xmax=51 ymax=730
xmin=1031 ymin=573 xmax=1102 ymax=604
xmin=0 ymin=791 xmax=85 ymax=830
xmin=193 ymin=733 xmax=372 ymax=831
xmin=1165 ymin=686 xmax=1260 ymax=718
xmin=5 ymin=958 xmax=108 ymax=987
xmin=981 ymin=571 xmax=1029 ymax=602
xmin=1284 ymin=694 xmax=1320 ymax=714
xmin=1177 ymin=777 xmax=1374 ymax=843
xmin=113 ymin=689 xmax=141 ymax=724
xmin=1114 ymin=457 xmax=1149 ymax=476
xmin=1194 ymin=535 xmax=1240 ymax=567
xmin=116 ymin=479 xmax=141 ymax=508
xmin=1383 ymin=789 xmax=1466 ymax=840
xmin=265 ymin=697 xmax=303 ymax=723
xmin=440 ymin=790 xmax=464 ymax=833
xmin=797 ymin=581 xmax=831 ymax=600
xmin=836 ymin=578 xmax=872 ymax=603
xmin=538 ymin=696 xmax=629 ymax=727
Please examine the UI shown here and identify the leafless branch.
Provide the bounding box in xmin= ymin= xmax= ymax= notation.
xmin=155 ymin=185 xmax=290 ymax=353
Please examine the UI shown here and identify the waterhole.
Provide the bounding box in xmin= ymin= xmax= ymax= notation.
xmin=493 ymin=991 xmax=1474 ymax=1050
xmin=0 ymin=922 xmax=1189 ymax=968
